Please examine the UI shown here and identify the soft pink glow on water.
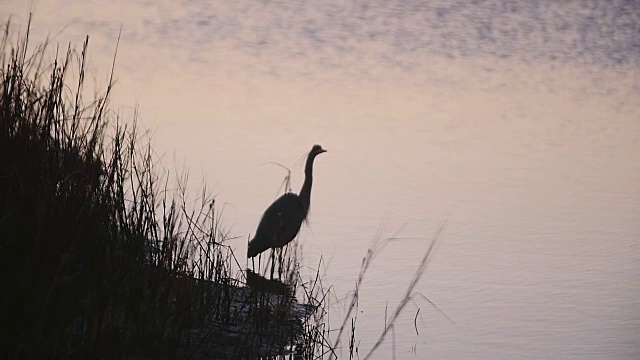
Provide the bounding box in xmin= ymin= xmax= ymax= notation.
xmin=2 ymin=1 xmax=639 ymax=358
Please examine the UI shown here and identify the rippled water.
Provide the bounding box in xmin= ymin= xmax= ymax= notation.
xmin=2 ymin=1 xmax=639 ymax=358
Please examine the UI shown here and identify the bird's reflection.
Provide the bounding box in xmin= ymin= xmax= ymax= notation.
xmin=245 ymin=268 xmax=291 ymax=295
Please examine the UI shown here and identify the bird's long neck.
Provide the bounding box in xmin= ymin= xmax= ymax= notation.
xmin=299 ymin=153 xmax=317 ymax=216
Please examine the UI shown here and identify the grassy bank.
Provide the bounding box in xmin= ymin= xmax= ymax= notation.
xmin=0 ymin=19 xmax=329 ymax=358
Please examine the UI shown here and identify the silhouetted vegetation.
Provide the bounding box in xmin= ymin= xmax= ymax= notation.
xmin=0 ymin=18 xmax=329 ymax=359
xmin=0 ymin=17 xmax=444 ymax=359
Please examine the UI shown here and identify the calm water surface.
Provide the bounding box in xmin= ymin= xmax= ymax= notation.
xmin=2 ymin=1 xmax=639 ymax=358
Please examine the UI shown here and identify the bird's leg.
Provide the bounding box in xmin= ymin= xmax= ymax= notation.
xmin=278 ymin=247 xmax=284 ymax=280
xmin=246 ymin=234 xmax=250 ymax=270
xmin=270 ymin=249 xmax=276 ymax=280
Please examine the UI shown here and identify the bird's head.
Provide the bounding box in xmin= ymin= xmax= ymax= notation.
xmin=310 ymin=144 xmax=327 ymax=157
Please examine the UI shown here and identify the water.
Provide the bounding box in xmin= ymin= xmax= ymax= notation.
xmin=2 ymin=1 xmax=639 ymax=358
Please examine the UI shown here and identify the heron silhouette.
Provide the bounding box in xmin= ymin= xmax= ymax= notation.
xmin=247 ymin=144 xmax=326 ymax=260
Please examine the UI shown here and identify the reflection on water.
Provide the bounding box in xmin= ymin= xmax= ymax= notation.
xmin=2 ymin=0 xmax=639 ymax=358
xmin=246 ymin=269 xmax=291 ymax=296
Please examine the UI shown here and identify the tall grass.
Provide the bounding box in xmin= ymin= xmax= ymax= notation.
xmin=0 ymin=18 xmax=329 ymax=358
xmin=0 ymin=17 xmax=445 ymax=359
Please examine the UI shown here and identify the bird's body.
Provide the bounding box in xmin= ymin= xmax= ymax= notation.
xmin=247 ymin=145 xmax=326 ymax=258
xmin=247 ymin=193 xmax=306 ymax=257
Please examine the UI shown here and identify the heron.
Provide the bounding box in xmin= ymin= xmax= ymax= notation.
xmin=247 ymin=144 xmax=327 ymax=259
